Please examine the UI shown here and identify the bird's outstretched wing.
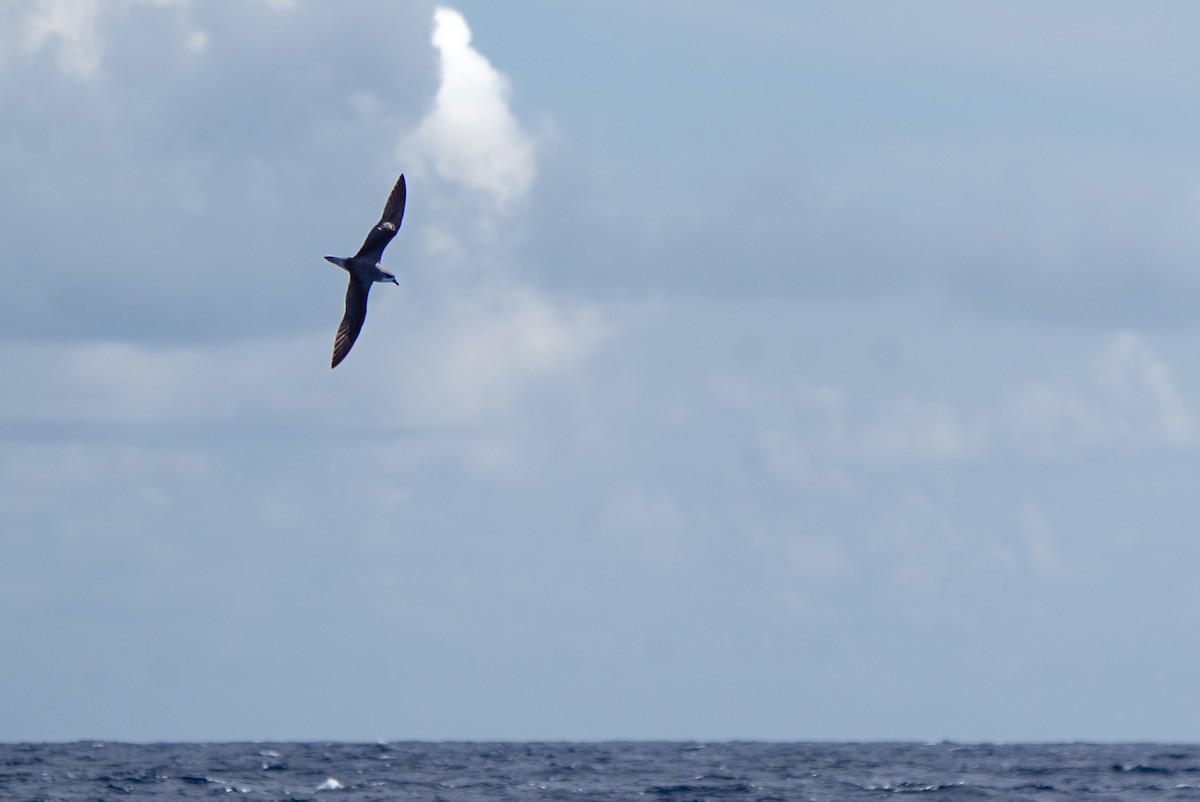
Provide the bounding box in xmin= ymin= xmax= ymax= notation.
xmin=331 ymin=277 xmax=372 ymax=368
xmin=353 ymin=174 xmax=407 ymax=262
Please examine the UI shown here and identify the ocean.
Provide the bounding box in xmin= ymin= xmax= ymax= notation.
xmin=2 ymin=740 xmax=1198 ymax=800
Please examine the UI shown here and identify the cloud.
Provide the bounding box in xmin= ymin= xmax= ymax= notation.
xmin=595 ymin=490 xmax=691 ymax=566
xmin=0 ymin=334 xmax=345 ymax=428
xmin=527 ymin=113 xmax=1200 ymax=333
xmin=22 ymin=0 xmax=104 ymax=78
xmin=0 ymin=0 xmax=605 ymax=483
xmin=383 ymin=286 xmax=608 ymax=428
xmin=14 ymin=0 xmax=294 ymax=77
xmin=1004 ymin=331 xmax=1197 ymax=453
xmin=858 ymin=398 xmax=989 ymax=466
xmin=400 ymin=7 xmax=536 ymax=208
xmin=755 ymin=527 xmax=854 ymax=587
xmin=0 ymin=288 xmax=606 ymax=437
xmin=0 ymin=1 xmax=436 ymax=344
xmin=1017 ymin=503 xmax=1066 ymax=581
xmin=182 ymin=29 xmax=208 ymax=55
xmin=372 ymin=7 xmax=604 ymax=445
xmin=747 ymin=329 xmax=1198 ymax=483
xmin=1091 ymin=331 xmax=1195 ymax=444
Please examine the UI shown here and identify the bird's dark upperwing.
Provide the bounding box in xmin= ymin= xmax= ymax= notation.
xmin=353 ymin=174 xmax=407 ymax=262
xmin=331 ymin=276 xmax=372 ymax=368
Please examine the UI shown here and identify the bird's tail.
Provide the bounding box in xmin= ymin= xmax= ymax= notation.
xmin=324 ymin=256 xmax=347 ymax=269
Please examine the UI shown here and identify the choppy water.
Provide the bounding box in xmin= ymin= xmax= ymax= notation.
xmin=3 ymin=741 xmax=1200 ymax=801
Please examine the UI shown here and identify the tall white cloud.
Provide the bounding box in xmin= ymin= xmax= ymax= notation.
xmin=400 ymin=7 xmax=536 ymax=208
xmin=376 ymin=5 xmax=604 ymax=442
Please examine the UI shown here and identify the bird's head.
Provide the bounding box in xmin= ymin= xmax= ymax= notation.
xmin=382 ymin=270 xmax=399 ymax=285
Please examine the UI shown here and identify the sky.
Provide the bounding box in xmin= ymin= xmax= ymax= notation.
xmin=4 ymin=0 xmax=1200 ymax=744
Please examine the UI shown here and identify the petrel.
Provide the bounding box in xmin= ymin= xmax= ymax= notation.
xmin=325 ymin=174 xmax=406 ymax=368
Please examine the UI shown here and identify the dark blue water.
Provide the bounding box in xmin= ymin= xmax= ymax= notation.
xmin=3 ymin=741 xmax=1199 ymax=801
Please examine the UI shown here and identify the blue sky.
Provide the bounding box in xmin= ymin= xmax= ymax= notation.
xmin=4 ymin=0 xmax=1200 ymax=743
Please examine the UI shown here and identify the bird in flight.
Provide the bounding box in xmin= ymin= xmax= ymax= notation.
xmin=324 ymin=174 xmax=406 ymax=368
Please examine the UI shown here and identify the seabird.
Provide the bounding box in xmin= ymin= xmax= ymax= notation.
xmin=325 ymin=174 xmax=406 ymax=368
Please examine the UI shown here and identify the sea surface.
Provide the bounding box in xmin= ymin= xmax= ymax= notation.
xmin=3 ymin=741 xmax=1199 ymax=801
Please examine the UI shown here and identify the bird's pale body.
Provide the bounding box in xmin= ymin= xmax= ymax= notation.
xmin=323 ymin=255 xmax=398 ymax=285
